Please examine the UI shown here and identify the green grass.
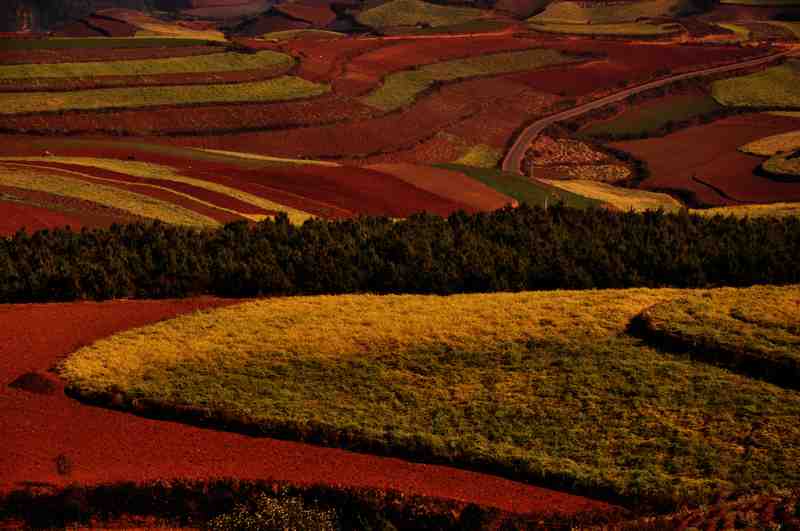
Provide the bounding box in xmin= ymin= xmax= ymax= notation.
xmin=0 ymin=37 xmax=216 ymax=50
xmin=454 ymin=144 xmax=503 ymax=168
xmin=356 ymin=0 xmax=485 ymax=29
xmin=61 ymin=286 xmax=800 ymax=510
xmin=638 ymin=286 xmax=800 ymax=388
xmin=0 ymin=50 xmax=293 ymax=80
xmin=529 ymin=21 xmax=682 ymax=36
xmin=361 ymin=48 xmax=573 ymax=111
xmin=437 ymin=164 xmax=603 ymax=209
xmin=261 ymin=29 xmax=345 ymax=41
xmin=530 ymin=0 xmax=688 ymax=24
xmin=580 ymin=94 xmax=722 ymax=139
xmin=712 ymin=61 xmax=800 ymax=109
xmin=693 ymin=203 xmax=800 ymax=218
xmin=0 ymin=77 xmax=329 ymax=114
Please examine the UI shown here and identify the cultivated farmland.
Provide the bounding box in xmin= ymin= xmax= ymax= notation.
xmin=356 ymin=0 xmax=486 ymax=30
xmin=712 ymin=61 xmax=800 ymax=108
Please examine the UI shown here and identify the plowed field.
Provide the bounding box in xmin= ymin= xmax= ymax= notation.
xmin=0 ymin=45 xmax=222 ymax=66
xmin=612 ymin=113 xmax=800 ymax=206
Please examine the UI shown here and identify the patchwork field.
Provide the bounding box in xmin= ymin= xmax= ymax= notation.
xmin=541 ymin=179 xmax=682 ymax=211
xmin=712 ymin=60 xmax=800 ymax=108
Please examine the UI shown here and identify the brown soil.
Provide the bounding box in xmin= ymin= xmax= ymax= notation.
xmin=0 ymin=46 xmax=222 ymax=66
xmin=0 ymin=197 xmax=133 ymax=235
xmin=612 ymin=113 xmax=800 ymax=206
xmin=0 ymin=299 xmax=620 ymax=517
xmin=273 ymin=3 xmax=337 ymax=26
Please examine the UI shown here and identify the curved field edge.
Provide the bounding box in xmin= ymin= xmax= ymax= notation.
xmin=631 ymin=286 xmax=800 ymax=389
xmin=62 ymin=286 xmax=800 ymax=512
xmin=2 ymin=478 xmax=611 ymax=530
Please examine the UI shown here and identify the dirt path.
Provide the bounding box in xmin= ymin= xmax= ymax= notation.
xmin=502 ymin=46 xmax=799 ymax=174
xmin=0 ymin=299 xmax=619 ymax=518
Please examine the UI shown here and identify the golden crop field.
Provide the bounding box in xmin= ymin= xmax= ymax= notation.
xmin=540 ymin=179 xmax=683 ymax=211
xmin=356 ymin=0 xmax=485 ymax=29
xmin=740 ymin=130 xmax=800 ymax=156
xmin=0 ymin=77 xmax=329 ymax=115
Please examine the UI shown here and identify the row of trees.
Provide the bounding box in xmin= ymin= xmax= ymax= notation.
xmin=1 ymin=204 xmax=798 ymax=302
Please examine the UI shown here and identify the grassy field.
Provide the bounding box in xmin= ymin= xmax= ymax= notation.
xmin=580 ymin=94 xmax=722 ymax=139
xmin=0 ymin=156 xmax=313 ymax=224
xmin=0 ymin=162 xmax=219 ymax=227
xmin=637 ymin=286 xmax=800 ymax=388
xmin=761 ymin=152 xmax=800 ymax=178
xmin=61 ymin=285 xmax=800 ymax=510
xmin=0 ymin=77 xmax=329 ymax=114
xmin=262 ymin=29 xmax=344 ymax=41
xmin=541 ymin=180 xmax=682 ymax=212
xmin=361 ymin=48 xmax=573 ymax=111
xmin=693 ymin=203 xmax=800 ymax=217
xmin=0 ymin=51 xmax=293 ymax=80
xmin=454 ymin=144 xmax=504 ymax=168
xmin=530 ymin=0 xmax=687 ymax=24
xmin=356 ymin=0 xmax=485 ymax=30
xmin=0 ymin=37 xmax=216 ymax=50
xmin=712 ymin=61 xmax=800 ymax=108
xmin=740 ymin=130 xmax=800 ymax=156
xmin=529 ymin=22 xmax=682 ymax=36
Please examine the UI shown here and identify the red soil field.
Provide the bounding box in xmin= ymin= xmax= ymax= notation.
xmin=0 ymin=299 xmax=620 ymax=518
xmin=5 ymin=161 xmax=248 ymax=224
xmin=231 ymin=12 xmax=311 ymax=36
xmin=274 ymin=2 xmax=337 ymax=26
xmin=53 ymin=20 xmax=105 ymax=38
xmin=353 ymin=132 xmax=467 ymax=166
xmin=84 ymin=15 xmax=139 ymax=37
xmin=0 ymin=46 xmax=222 ymax=66
xmin=0 ymin=184 xmax=145 ymax=229
xmin=1 ymin=95 xmax=375 ymax=136
xmin=12 ymin=160 xmax=272 ymax=217
xmin=612 ymin=113 xmax=800 ymax=206
xmin=507 ymin=42 xmax=764 ymax=98
xmin=0 ymin=66 xmax=294 ymax=93
xmin=367 ymin=163 xmax=517 ymax=211
xmin=182 ymin=0 xmax=271 ymax=18
xmin=280 ymin=37 xmax=386 ymax=85
xmin=0 ymin=200 xmax=116 ymax=236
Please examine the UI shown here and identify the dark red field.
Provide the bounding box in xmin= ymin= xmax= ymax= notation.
xmin=0 ymin=45 xmax=223 ymax=66
xmin=0 ymin=200 xmax=123 ymax=236
xmin=0 ymin=299 xmax=620 ymax=518
xmin=612 ymin=113 xmax=800 ymax=206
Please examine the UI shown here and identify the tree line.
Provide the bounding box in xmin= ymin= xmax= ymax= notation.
xmin=1 ymin=204 xmax=798 ymax=302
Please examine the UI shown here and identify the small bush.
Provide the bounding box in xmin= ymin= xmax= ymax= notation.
xmin=207 ymin=493 xmax=337 ymax=531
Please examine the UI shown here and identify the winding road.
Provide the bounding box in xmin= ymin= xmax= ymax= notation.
xmin=502 ymin=47 xmax=799 ymax=174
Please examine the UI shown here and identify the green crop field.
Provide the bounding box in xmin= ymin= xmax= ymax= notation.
xmin=454 ymin=144 xmax=503 ymax=168
xmin=581 ymin=94 xmax=723 ymax=139
xmin=530 ymin=0 xmax=688 ymax=24
xmin=437 ymin=164 xmax=602 ymax=209
xmin=694 ymin=203 xmax=800 ymax=217
xmin=529 ymin=21 xmax=682 ymax=36
xmin=356 ymin=0 xmax=485 ymax=29
xmin=0 ymin=37 xmax=216 ymax=50
xmin=712 ymin=61 xmax=800 ymax=108
xmin=361 ymin=48 xmax=573 ymax=111
xmin=0 ymin=77 xmax=329 ymax=114
xmin=262 ymin=29 xmax=345 ymax=41
xmin=541 ymin=179 xmax=682 ymax=212
xmin=61 ymin=285 xmax=800 ymax=511
xmin=0 ymin=50 xmax=293 ymax=80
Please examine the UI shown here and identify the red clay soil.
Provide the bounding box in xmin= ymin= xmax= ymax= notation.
xmin=611 ymin=113 xmax=800 ymax=206
xmin=4 ymin=161 xmax=248 ymax=224
xmin=352 ymin=133 xmax=467 ymax=166
xmin=367 ymin=163 xmax=517 ymax=211
xmin=0 ymin=200 xmax=118 ymax=236
xmin=508 ymin=42 xmax=764 ymax=98
xmin=273 ymin=3 xmax=337 ymax=26
xmin=231 ymin=12 xmax=311 ymax=37
xmin=52 ymin=20 xmax=105 ymax=38
xmin=0 ymin=66 xmax=294 ymax=93
xmin=1 ymin=95 xmax=374 ymax=136
xmin=280 ymin=37 xmax=386 ymax=85
xmin=83 ymin=15 xmax=139 ymax=37
xmin=0 ymin=299 xmax=620 ymax=518
xmin=10 ymin=160 xmax=272 ymax=217
xmin=0 ymin=46 xmax=222 ymax=66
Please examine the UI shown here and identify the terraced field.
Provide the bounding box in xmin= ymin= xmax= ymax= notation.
xmin=541 ymin=179 xmax=683 ymax=211
xmin=530 ymin=21 xmax=682 ymax=36
xmin=356 ymin=0 xmax=486 ymax=30
xmin=530 ymin=0 xmax=688 ymax=24
xmin=712 ymin=60 xmax=800 ymax=108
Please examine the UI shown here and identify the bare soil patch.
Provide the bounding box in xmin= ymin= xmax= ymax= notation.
xmin=612 ymin=113 xmax=800 ymax=206
xmin=0 ymin=196 xmax=134 ymax=235
xmin=0 ymin=46 xmax=222 ymax=66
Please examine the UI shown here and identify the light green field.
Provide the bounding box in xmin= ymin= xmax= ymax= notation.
xmin=0 ymin=162 xmax=219 ymax=228
xmin=361 ymin=48 xmax=572 ymax=111
xmin=581 ymin=94 xmax=722 ymax=139
xmin=0 ymin=77 xmax=329 ymax=114
xmin=694 ymin=203 xmax=800 ymax=217
xmin=541 ymin=179 xmax=682 ymax=212
xmin=530 ymin=21 xmax=682 ymax=35
xmin=0 ymin=37 xmax=215 ymax=50
xmin=761 ymin=152 xmax=800 ymax=177
xmin=530 ymin=0 xmax=687 ymax=24
xmin=62 ymin=285 xmax=800 ymax=510
xmin=712 ymin=61 xmax=800 ymax=108
xmin=262 ymin=29 xmax=345 ymax=41
xmin=0 ymin=51 xmax=293 ymax=80
xmin=740 ymin=130 xmax=800 ymax=156
xmin=454 ymin=144 xmax=503 ymax=168
xmin=356 ymin=0 xmax=485 ymax=29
